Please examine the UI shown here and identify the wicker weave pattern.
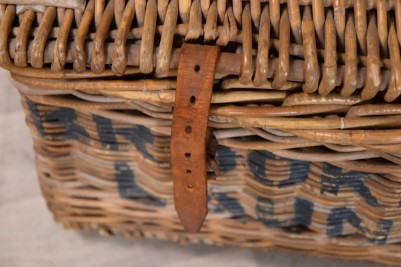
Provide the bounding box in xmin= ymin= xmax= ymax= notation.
xmin=22 ymin=96 xmax=401 ymax=265
xmin=2 ymin=0 xmax=401 ymax=265
xmin=0 ymin=0 xmax=401 ymax=101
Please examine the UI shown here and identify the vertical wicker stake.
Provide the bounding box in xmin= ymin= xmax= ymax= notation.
xmin=171 ymin=44 xmax=220 ymax=233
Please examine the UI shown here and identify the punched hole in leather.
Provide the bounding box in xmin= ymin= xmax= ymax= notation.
xmin=170 ymin=43 xmax=220 ymax=233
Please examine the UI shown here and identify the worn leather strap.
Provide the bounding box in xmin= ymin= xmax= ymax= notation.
xmin=171 ymin=43 xmax=220 ymax=233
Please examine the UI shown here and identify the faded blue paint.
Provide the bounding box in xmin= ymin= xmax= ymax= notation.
xmin=209 ymin=192 xmax=245 ymax=217
xmin=27 ymin=99 xmax=90 ymax=143
xmin=326 ymin=206 xmax=392 ymax=244
xmin=248 ymin=150 xmax=309 ymax=187
xmin=216 ymin=146 xmax=237 ymax=174
xmin=320 ymin=163 xmax=379 ymax=207
xmin=114 ymin=161 xmax=165 ymax=207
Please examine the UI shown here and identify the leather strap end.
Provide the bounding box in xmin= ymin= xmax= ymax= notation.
xmin=171 ymin=44 xmax=220 ymax=232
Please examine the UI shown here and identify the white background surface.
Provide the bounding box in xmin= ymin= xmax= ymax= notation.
xmin=0 ymin=69 xmax=387 ymax=267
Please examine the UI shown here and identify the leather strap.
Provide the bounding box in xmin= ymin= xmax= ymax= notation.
xmin=171 ymin=43 xmax=220 ymax=233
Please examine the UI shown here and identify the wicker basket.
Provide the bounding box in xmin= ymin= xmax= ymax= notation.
xmin=2 ymin=0 xmax=401 ymax=265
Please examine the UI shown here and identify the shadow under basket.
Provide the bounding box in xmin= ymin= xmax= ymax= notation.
xmin=2 ymin=0 xmax=401 ymax=265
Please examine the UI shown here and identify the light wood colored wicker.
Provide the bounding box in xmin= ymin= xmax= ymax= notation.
xmin=1 ymin=0 xmax=401 ymax=265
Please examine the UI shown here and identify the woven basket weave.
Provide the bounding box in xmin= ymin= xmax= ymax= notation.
xmin=2 ymin=0 xmax=401 ymax=265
